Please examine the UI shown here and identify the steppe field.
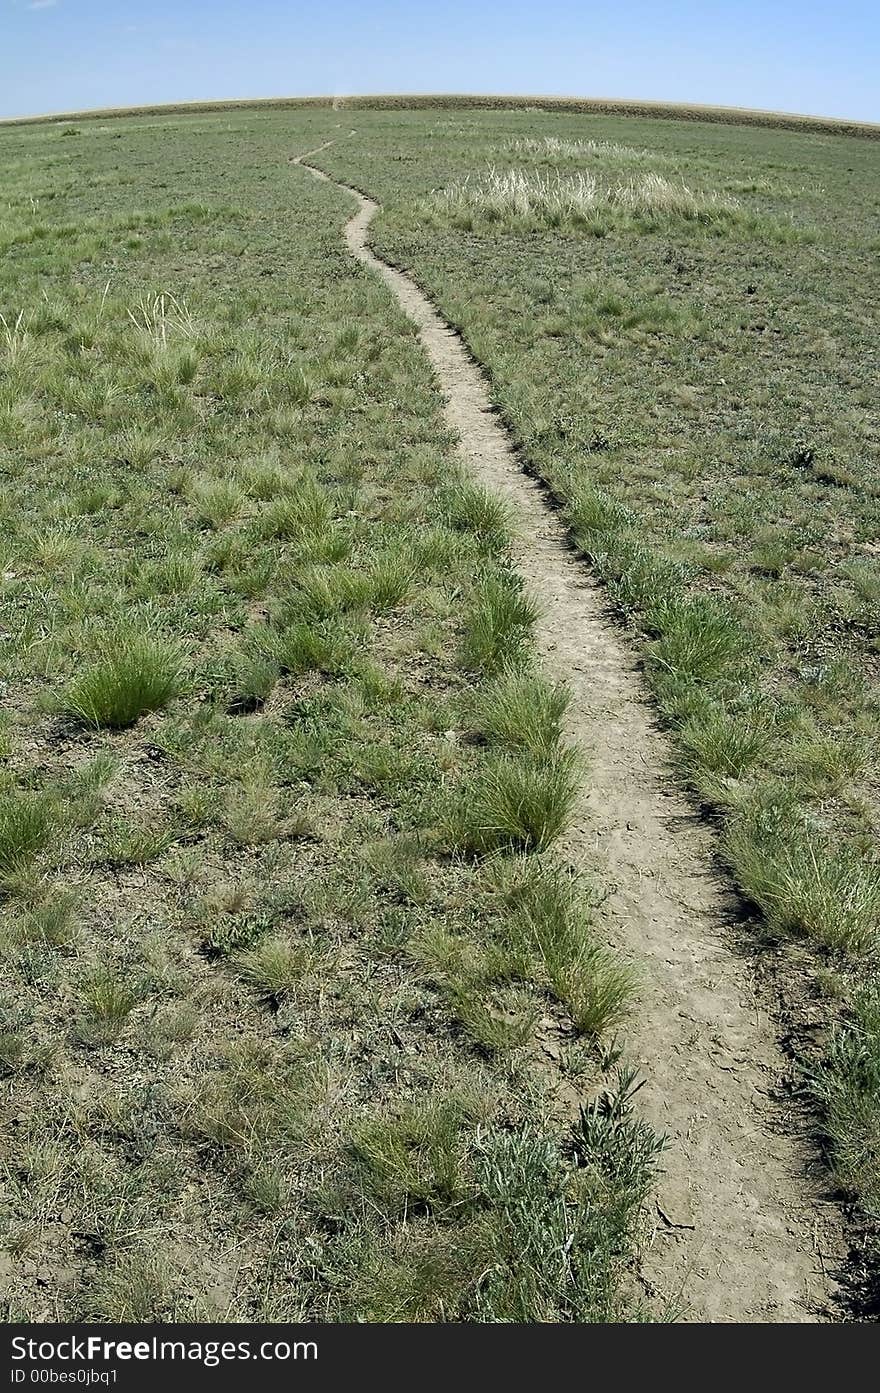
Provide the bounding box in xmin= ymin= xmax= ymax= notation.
xmin=0 ymin=98 xmax=877 ymax=1322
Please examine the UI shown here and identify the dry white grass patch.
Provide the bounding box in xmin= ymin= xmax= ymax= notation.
xmin=127 ymin=290 xmax=196 ymax=350
xmin=512 ymin=135 xmax=668 ymax=165
xmin=612 ymin=172 xmax=738 ymax=219
xmin=429 ymin=167 xmax=740 ymax=228
xmin=434 ymin=167 xmax=601 ymax=224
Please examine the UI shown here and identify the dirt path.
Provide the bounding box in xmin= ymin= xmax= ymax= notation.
xmin=292 ymin=145 xmax=840 ymax=1323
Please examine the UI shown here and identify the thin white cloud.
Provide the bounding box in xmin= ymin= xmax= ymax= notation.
xmin=28 ymin=0 xmax=59 ymax=10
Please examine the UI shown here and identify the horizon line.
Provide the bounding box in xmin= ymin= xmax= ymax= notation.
xmin=2 ymin=91 xmax=879 ymax=137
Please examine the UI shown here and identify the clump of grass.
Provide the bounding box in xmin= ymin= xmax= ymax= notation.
xmin=127 ymin=290 xmax=195 ymax=350
xmin=286 ymin=564 xmax=373 ymax=620
xmin=677 ymin=705 xmax=772 ymax=802
xmin=222 ymin=782 xmax=283 ymax=846
xmin=116 ymin=425 xmax=168 ymax=469
xmin=460 ymin=574 xmax=537 ymax=674
xmin=227 ymin=652 xmax=279 ymax=714
xmin=809 ymin=988 xmax=880 ymax=1212
xmin=100 ymin=816 xmax=177 ymax=867
xmin=431 ymin=167 xmax=602 ymax=228
xmin=647 ymin=595 xmax=748 ymax=687
xmin=362 ymin=835 xmax=429 ymax=905
xmin=136 ymin=552 xmax=201 ymax=596
xmin=409 ymin=924 xmax=538 ymax=1052
xmin=364 ymin=552 xmax=415 ymax=610
xmin=63 ymin=631 xmax=182 ymax=729
xmin=82 ymin=1253 xmax=176 ymax=1322
xmin=188 ymin=1039 xmax=308 ymax=1152
xmin=272 ymin=620 xmax=352 ymax=674
xmin=0 ymin=1029 xmax=26 ymax=1077
xmin=255 ymin=477 xmax=332 ymax=540
xmin=725 ymin=790 xmax=880 ymax=952
xmin=0 ymin=792 xmax=54 ymax=891
xmin=440 ymin=481 xmax=510 ymax=552
xmin=430 ymin=167 xmax=742 ymax=233
xmin=447 ymin=980 xmax=540 ymax=1052
xmin=495 ymin=862 xmax=634 ymax=1035
xmin=75 ymin=963 xmax=139 ymax=1045
xmin=236 ymin=934 xmax=313 ymax=1004
xmin=450 ymin=749 xmax=580 ymax=854
xmin=0 ymin=310 xmax=29 ymax=366
xmin=474 ymin=668 xmax=569 ymax=758
xmin=348 ymin=1095 xmax=476 ymax=1216
xmin=17 ymin=890 xmax=78 ymax=948
xmin=512 ymin=136 xmax=664 ymax=164
xmin=191 ymin=478 xmax=245 ymax=530
xmin=612 ymin=172 xmax=738 ymax=222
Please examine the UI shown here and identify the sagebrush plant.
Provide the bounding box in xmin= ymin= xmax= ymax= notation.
xmin=348 ymin=1074 xmax=662 ymax=1322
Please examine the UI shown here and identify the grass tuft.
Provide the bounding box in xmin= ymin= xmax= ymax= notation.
xmin=63 ymin=631 xmax=182 ymax=729
xmin=726 ymin=791 xmax=880 ymax=952
xmin=474 ymin=668 xmax=569 ymax=758
xmin=460 ymin=574 xmax=537 ymax=674
xmin=0 ymin=793 xmax=54 ymax=891
xmin=451 ymin=749 xmax=580 ymax=854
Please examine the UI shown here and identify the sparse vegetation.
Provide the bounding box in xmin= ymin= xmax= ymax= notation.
xmin=0 ymin=105 xmax=657 ymax=1323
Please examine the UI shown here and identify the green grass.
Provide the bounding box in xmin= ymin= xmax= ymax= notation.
xmin=450 ymin=749 xmax=581 ymax=854
xmin=0 ymin=106 xmax=655 ymax=1322
xmin=0 ymin=792 xmax=55 ymax=890
xmin=62 ymin=631 xmax=183 ymax=729
xmin=474 ymin=668 xmax=570 ymax=758
xmin=459 ymin=573 xmax=537 ymax=673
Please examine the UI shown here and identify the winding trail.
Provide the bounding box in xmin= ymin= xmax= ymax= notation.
xmin=292 ymin=143 xmax=840 ymax=1322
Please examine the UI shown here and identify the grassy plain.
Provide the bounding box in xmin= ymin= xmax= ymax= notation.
xmin=0 ymin=112 xmax=655 ymax=1321
xmin=3 ymin=95 xmax=879 ymax=1317
xmin=311 ymin=109 xmax=880 ymax=1236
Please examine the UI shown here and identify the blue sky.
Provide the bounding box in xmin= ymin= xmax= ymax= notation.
xmin=3 ymin=1 xmax=879 ymax=122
